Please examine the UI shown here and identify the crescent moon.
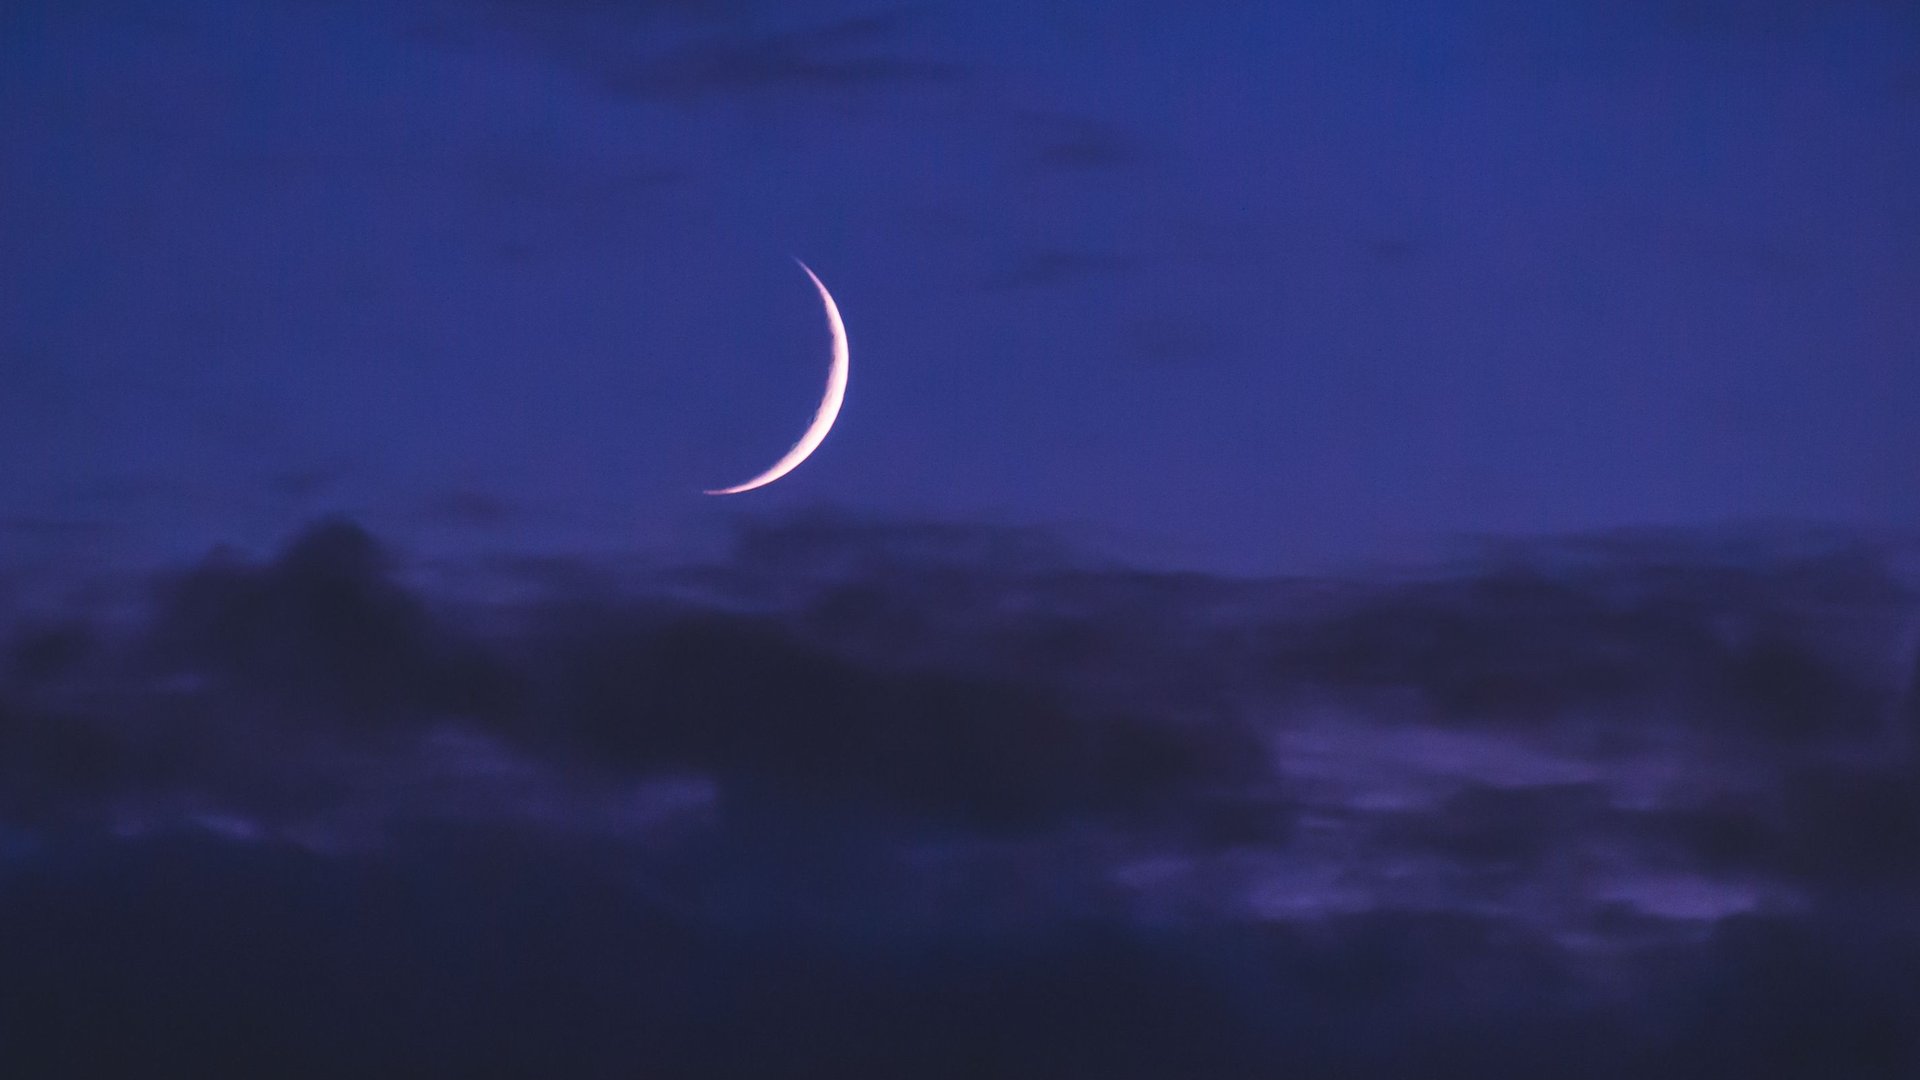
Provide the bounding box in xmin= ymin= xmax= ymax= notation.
xmin=703 ymin=259 xmax=850 ymax=495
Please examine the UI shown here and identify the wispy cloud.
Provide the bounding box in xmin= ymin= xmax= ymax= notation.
xmin=1017 ymin=112 xmax=1145 ymax=172
xmin=554 ymin=10 xmax=969 ymax=102
xmin=984 ymin=248 xmax=1132 ymax=290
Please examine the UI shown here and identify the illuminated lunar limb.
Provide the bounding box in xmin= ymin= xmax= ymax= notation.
xmin=704 ymin=260 xmax=849 ymax=495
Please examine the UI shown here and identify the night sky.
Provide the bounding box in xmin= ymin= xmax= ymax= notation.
xmin=4 ymin=1 xmax=1920 ymax=1076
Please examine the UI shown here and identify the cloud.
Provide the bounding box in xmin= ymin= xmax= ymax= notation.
xmin=727 ymin=507 xmax=1073 ymax=577
xmin=984 ymin=249 xmax=1132 ymax=290
xmin=142 ymin=518 xmax=509 ymax=721
xmin=4 ymin=514 xmax=1920 ymax=1074
xmin=3 ymin=839 xmax=1915 ymax=1077
xmin=1650 ymin=0 xmax=1917 ymax=41
xmin=1015 ymin=112 xmax=1145 ymax=172
xmin=263 ymin=467 xmax=342 ymax=501
xmin=0 ymin=517 xmax=115 ymax=540
xmin=584 ymin=11 xmax=965 ymax=102
xmin=1374 ymin=780 xmax=1617 ymax=872
xmin=508 ymin=604 xmax=1256 ymax=833
xmin=6 ymin=619 xmax=96 ymax=688
xmin=1258 ymin=547 xmax=1911 ymax=742
xmin=1 ymin=515 xmax=1264 ymax=840
xmin=418 ymin=488 xmax=520 ymax=527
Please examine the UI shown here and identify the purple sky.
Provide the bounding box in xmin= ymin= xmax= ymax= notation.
xmin=5 ymin=0 xmax=1916 ymax=574
xmin=4 ymin=5 xmax=1920 ymax=1074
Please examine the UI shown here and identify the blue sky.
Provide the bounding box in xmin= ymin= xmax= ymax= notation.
xmin=4 ymin=0 xmax=1915 ymax=575
xmin=3 ymin=6 xmax=1920 ymax=1071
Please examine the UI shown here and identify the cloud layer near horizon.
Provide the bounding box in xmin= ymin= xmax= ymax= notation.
xmin=3 ymin=515 xmax=1918 ymax=1076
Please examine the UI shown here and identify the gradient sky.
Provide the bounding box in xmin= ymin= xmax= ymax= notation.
xmin=4 ymin=5 xmax=1920 ymax=1074
xmin=5 ymin=0 xmax=1916 ymax=575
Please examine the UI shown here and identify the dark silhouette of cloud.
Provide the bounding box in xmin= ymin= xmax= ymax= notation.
xmin=2 ymin=837 xmax=1915 ymax=1077
xmin=6 ymin=619 xmax=96 ymax=688
xmin=143 ymin=518 xmax=510 ymax=722
xmin=3 ymin=515 xmax=1919 ymax=1075
xmin=1259 ymin=551 xmax=1909 ymax=741
xmin=507 ymin=604 xmax=1253 ymax=833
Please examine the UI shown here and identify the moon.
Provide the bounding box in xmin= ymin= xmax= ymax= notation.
xmin=704 ymin=259 xmax=850 ymax=495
